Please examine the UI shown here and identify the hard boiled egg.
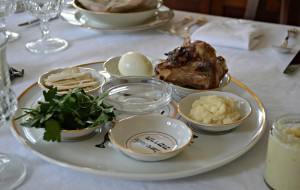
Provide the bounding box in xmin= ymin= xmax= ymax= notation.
xmin=118 ymin=52 xmax=154 ymax=77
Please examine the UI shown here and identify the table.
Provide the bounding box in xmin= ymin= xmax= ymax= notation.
xmin=2 ymin=6 xmax=300 ymax=190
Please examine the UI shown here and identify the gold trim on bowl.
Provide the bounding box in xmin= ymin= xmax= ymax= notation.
xmin=177 ymin=91 xmax=253 ymax=128
xmin=174 ymin=73 xmax=231 ymax=92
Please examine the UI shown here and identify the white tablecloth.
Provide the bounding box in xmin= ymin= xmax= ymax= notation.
xmin=2 ymin=7 xmax=300 ymax=190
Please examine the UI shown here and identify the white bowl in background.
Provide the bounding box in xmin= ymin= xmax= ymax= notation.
xmin=109 ymin=114 xmax=193 ymax=161
xmin=178 ymin=91 xmax=252 ymax=134
xmin=73 ymin=0 xmax=158 ymax=27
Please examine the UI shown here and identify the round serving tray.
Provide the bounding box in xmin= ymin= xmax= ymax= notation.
xmin=11 ymin=62 xmax=266 ymax=181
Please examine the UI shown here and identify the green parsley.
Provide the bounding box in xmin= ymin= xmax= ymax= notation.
xmin=15 ymin=88 xmax=115 ymax=142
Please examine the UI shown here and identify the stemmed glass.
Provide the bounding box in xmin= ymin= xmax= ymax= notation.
xmin=0 ymin=32 xmax=26 ymax=189
xmin=0 ymin=0 xmax=20 ymax=42
xmin=23 ymin=0 xmax=68 ymax=54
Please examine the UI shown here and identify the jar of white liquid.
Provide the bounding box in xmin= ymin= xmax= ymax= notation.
xmin=264 ymin=114 xmax=300 ymax=190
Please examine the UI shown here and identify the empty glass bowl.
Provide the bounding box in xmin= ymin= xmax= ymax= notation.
xmin=100 ymin=76 xmax=172 ymax=115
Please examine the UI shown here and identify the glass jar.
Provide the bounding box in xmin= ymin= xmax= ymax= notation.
xmin=0 ymin=31 xmax=17 ymax=125
xmin=0 ymin=31 xmax=26 ymax=190
xmin=264 ymin=114 xmax=300 ymax=190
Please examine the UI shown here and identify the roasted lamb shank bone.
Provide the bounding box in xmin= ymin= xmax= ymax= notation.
xmin=155 ymin=41 xmax=228 ymax=89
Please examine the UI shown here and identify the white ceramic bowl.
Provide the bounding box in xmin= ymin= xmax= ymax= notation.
xmin=73 ymin=0 xmax=158 ymax=27
xmin=178 ymin=91 xmax=252 ymax=134
xmin=103 ymin=55 xmax=161 ymax=78
xmin=25 ymin=100 xmax=105 ymax=142
xmin=61 ymin=124 xmax=103 ymax=142
xmin=109 ymin=114 xmax=193 ymax=161
xmin=173 ymin=73 xmax=231 ymax=96
xmin=100 ymin=76 xmax=172 ymax=115
xmin=38 ymin=67 xmax=105 ymax=95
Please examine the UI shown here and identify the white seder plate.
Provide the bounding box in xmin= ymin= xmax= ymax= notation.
xmin=59 ymin=6 xmax=174 ymax=32
xmin=11 ymin=62 xmax=266 ymax=181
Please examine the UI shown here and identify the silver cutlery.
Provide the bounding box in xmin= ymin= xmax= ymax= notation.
xmin=178 ymin=17 xmax=206 ymax=43
xmin=18 ymin=17 xmax=58 ymax=26
xmin=18 ymin=1 xmax=74 ymax=26
xmin=272 ymin=28 xmax=298 ymax=53
xmin=157 ymin=16 xmax=194 ymax=35
xmin=169 ymin=16 xmax=194 ymax=34
xmin=283 ymin=50 xmax=300 ymax=74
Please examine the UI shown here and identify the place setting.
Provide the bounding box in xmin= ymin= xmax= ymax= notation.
xmin=59 ymin=0 xmax=174 ymax=32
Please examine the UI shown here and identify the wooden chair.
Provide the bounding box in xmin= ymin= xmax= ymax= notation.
xmin=244 ymin=0 xmax=295 ymax=24
xmin=163 ymin=0 xmax=299 ymax=25
xmin=279 ymin=0 xmax=290 ymax=24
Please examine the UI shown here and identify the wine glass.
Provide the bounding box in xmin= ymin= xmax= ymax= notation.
xmin=0 ymin=32 xmax=26 ymax=189
xmin=0 ymin=0 xmax=20 ymax=42
xmin=23 ymin=0 xmax=68 ymax=54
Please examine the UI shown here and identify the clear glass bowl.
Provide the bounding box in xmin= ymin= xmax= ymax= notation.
xmin=100 ymin=76 xmax=172 ymax=115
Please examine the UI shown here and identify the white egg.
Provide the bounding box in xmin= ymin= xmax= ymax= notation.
xmin=118 ymin=52 xmax=154 ymax=77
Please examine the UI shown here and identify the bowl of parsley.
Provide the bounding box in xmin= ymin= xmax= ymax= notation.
xmin=15 ymin=88 xmax=115 ymax=142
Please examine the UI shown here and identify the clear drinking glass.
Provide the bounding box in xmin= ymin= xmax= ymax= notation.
xmin=0 ymin=0 xmax=20 ymax=42
xmin=23 ymin=0 xmax=68 ymax=54
xmin=0 ymin=32 xmax=26 ymax=189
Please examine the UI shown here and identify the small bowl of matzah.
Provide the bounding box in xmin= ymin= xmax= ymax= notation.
xmin=38 ymin=66 xmax=105 ymax=95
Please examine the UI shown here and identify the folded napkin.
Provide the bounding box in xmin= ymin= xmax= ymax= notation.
xmin=190 ymin=20 xmax=263 ymax=50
